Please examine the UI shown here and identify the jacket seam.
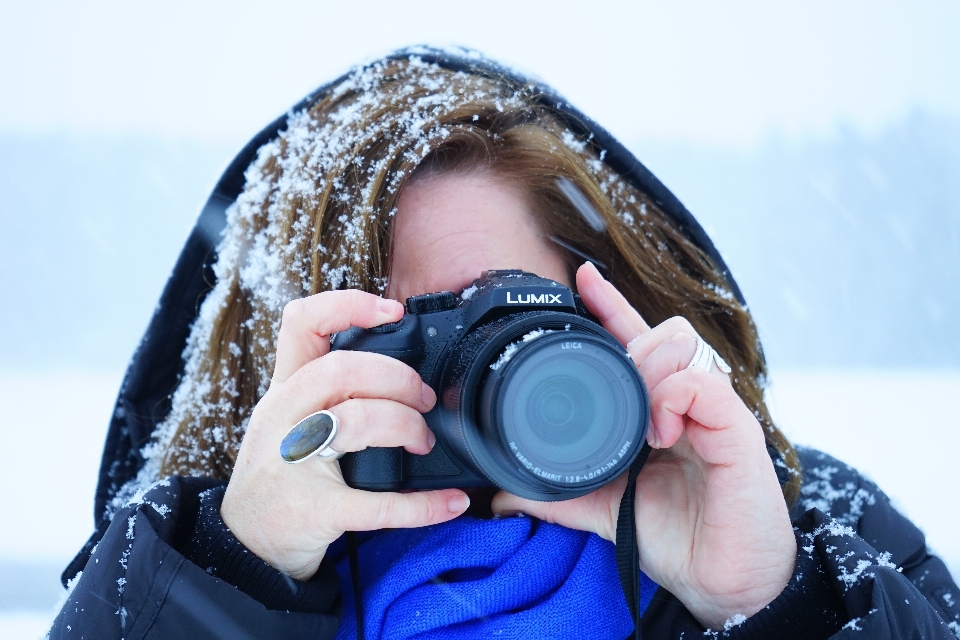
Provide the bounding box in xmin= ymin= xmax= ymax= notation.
xmin=125 ymin=544 xmax=186 ymax=640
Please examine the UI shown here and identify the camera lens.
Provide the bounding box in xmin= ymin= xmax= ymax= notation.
xmin=511 ymin=359 xmax=611 ymax=466
xmin=437 ymin=311 xmax=648 ymax=501
xmin=528 ymin=375 xmax=593 ymax=446
xmin=479 ymin=329 xmax=646 ymax=493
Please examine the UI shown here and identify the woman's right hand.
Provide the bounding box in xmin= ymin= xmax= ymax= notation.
xmin=220 ymin=290 xmax=471 ymax=581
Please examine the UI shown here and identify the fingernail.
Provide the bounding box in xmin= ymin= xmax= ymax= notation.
xmin=646 ymin=427 xmax=660 ymax=449
xmin=379 ymin=298 xmax=401 ymax=315
xmin=448 ymin=493 xmax=469 ymax=513
xmin=427 ymin=430 xmax=436 ymax=450
xmin=421 ymin=383 xmax=437 ymax=407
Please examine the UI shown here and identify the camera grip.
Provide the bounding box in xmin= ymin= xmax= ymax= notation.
xmin=332 ymin=317 xmax=423 ymax=369
xmin=340 ymin=447 xmax=403 ymax=491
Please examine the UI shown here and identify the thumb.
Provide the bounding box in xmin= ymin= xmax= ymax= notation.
xmin=490 ymin=481 xmax=625 ymax=543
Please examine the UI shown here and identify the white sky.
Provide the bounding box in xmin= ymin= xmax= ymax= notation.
xmin=2 ymin=0 xmax=958 ymax=149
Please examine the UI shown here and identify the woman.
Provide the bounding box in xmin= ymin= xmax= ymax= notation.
xmin=52 ymin=49 xmax=959 ymax=639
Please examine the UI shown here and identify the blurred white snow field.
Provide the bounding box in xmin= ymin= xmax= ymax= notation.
xmin=0 ymin=371 xmax=116 ymax=638
xmin=0 ymin=371 xmax=115 ymax=559
xmin=0 ymin=612 xmax=52 ymax=640
xmin=0 ymin=368 xmax=957 ymax=640
xmin=766 ymin=370 xmax=960 ymax=577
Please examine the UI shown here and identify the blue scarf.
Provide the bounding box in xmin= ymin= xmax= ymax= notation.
xmin=330 ymin=516 xmax=658 ymax=639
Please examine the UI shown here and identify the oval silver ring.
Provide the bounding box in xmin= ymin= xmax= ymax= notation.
xmin=279 ymin=409 xmax=343 ymax=463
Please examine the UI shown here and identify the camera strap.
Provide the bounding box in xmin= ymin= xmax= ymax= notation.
xmin=615 ymin=442 xmax=653 ymax=640
xmin=347 ymin=531 xmax=366 ymax=640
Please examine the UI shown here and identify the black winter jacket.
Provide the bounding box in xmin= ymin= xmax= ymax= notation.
xmin=51 ymin=448 xmax=960 ymax=638
xmin=51 ymin=49 xmax=960 ymax=638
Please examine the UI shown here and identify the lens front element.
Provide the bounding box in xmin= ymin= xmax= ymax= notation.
xmin=528 ymin=375 xmax=594 ymax=446
xmin=481 ymin=331 xmax=645 ymax=491
xmin=511 ymin=354 xmax=614 ymax=467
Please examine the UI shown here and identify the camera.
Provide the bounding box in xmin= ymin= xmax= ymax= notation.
xmin=332 ymin=270 xmax=649 ymax=501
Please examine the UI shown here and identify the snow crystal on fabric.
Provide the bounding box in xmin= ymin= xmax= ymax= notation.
xmin=797 ymin=449 xmax=877 ymax=524
xmin=723 ymin=613 xmax=747 ymax=631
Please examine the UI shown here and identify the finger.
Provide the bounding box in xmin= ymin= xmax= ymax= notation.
xmin=273 ymin=290 xmax=404 ymax=384
xmin=639 ymin=331 xmax=730 ymax=393
xmin=490 ymin=479 xmax=626 ymax=543
xmin=649 ymin=369 xmax=761 ymax=463
xmin=625 ymin=316 xmax=698 ymax=367
xmin=575 ymin=262 xmax=650 ymax=346
xmin=326 ymin=399 xmax=436 ymax=455
xmin=337 ymin=488 xmax=470 ymax=531
xmin=279 ymin=350 xmax=435 ymax=428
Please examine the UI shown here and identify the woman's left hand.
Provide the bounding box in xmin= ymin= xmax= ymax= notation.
xmin=491 ymin=262 xmax=797 ymax=630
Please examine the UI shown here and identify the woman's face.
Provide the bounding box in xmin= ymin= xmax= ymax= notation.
xmin=387 ymin=172 xmax=572 ymax=303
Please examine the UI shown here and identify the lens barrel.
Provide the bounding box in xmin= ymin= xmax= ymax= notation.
xmin=438 ymin=312 xmax=648 ymax=501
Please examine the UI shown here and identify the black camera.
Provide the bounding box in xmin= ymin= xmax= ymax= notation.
xmin=332 ymin=270 xmax=649 ymax=501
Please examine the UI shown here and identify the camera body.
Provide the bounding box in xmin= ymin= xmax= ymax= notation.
xmin=332 ymin=270 xmax=649 ymax=502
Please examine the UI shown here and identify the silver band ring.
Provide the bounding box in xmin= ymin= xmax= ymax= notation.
xmin=279 ymin=409 xmax=343 ymax=463
xmin=687 ymin=336 xmax=732 ymax=374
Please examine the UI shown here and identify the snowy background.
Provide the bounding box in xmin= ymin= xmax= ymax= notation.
xmin=1 ymin=1 xmax=959 ymax=637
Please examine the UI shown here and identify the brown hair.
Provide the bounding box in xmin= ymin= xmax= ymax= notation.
xmin=155 ymin=57 xmax=800 ymax=504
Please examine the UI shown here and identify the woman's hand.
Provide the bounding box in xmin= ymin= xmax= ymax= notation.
xmin=221 ymin=291 xmax=470 ymax=581
xmin=491 ymin=263 xmax=796 ymax=629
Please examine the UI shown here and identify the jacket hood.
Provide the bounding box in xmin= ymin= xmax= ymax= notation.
xmin=92 ymin=46 xmax=747 ymax=523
